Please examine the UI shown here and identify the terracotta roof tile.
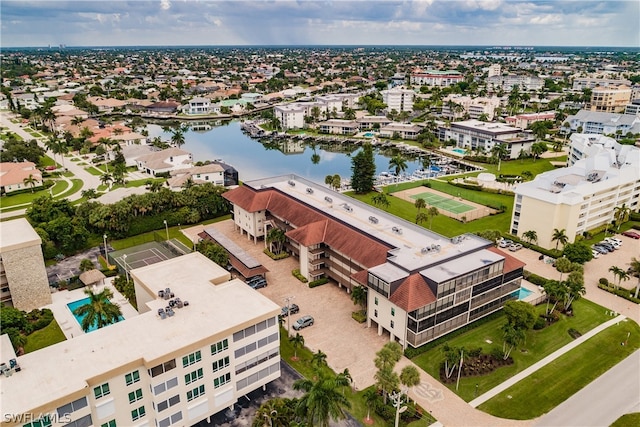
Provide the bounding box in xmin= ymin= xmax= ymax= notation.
xmin=487 ymin=246 xmax=526 ymax=273
xmin=389 ymin=273 xmax=437 ymax=312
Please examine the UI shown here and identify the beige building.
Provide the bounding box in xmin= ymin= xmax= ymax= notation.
xmin=0 ymin=162 xmax=43 ymax=194
xmin=0 ymin=252 xmax=281 ymax=427
xmin=589 ymin=85 xmax=632 ymax=113
xmin=511 ymin=146 xmax=640 ymax=249
xmin=0 ymin=218 xmax=51 ymax=311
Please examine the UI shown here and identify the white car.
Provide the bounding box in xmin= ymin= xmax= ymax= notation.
xmin=605 ymin=237 xmax=622 ymax=247
xmin=591 ymin=250 xmax=600 ymax=259
xmin=499 ymin=239 xmax=513 ymax=248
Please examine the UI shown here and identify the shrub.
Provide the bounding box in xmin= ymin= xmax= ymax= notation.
xmin=597 ymin=284 xmax=640 ymax=304
xmin=599 ymin=278 xmax=609 ymax=286
xmin=533 ymin=316 xmax=547 ymax=330
xmin=523 ymin=270 xmax=550 ymax=287
xmin=291 ymin=269 xmax=308 ymax=283
xmin=309 ymin=277 xmax=329 ymax=288
xmin=568 ymin=328 xmax=582 ymax=339
xmin=263 ymin=248 xmax=290 ymax=260
xmin=467 ymin=347 xmax=482 ymax=357
xmin=352 ymin=310 xmax=367 ymax=323
xmin=490 ymin=347 xmax=505 ymax=360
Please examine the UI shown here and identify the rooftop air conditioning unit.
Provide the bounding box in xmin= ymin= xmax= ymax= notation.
xmin=288 ymin=180 xmax=295 ymax=186
xmin=324 ymin=196 xmax=332 ymax=203
xmin=392 ymin=226 xmax=402 ymax=234
xmin=306 ymin=187 xmax=313 ymax=194
xmin=369 ymin=216 xmax=378 ymax=224
xmin=421 ymin=247 xmax=430 ymax=254
xmin=343 ymin=204 xmax=353 ymax=212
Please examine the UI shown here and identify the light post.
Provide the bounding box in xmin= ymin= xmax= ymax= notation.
xmin=284 ymin=295 xmax=295 ymax=337
xmin=103 ymin=234 xmax=108 ymax=260
xmin=122 ymin=254 xmax=130 ymax=282
xmin=163 ymin=219 xmax=169 ymax=241
xmin=390 ymin=389 xmax=408 ymax=427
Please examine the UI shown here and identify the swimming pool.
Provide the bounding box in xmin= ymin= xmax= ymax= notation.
xmin=67 ymin=297 xmax=123 ymax=332
xmin=511 ymin=287 xmax=533 ymax=300
xmin=363 ymin=132 xmax=375 ymax=138
xmin=452 ymin=148 xmax=467 ymax=155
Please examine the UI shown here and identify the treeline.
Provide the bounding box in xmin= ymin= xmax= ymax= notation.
xmin=27 ymin=183 xmax=230 ymax=258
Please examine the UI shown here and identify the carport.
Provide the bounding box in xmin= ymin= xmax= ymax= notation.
xmin=199 ymin=227 xmax=269 ymax=279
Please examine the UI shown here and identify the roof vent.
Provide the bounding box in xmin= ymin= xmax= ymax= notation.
xmin=324 ymin=196 xmax=333 ymax=203
xmin=343 ymin=204 xmax=353 ymax=212
xmin=369 ymin=216 xmax=378 ymax=224
xmin=392 ymin=226 xmax=402 ymax=234
xmin=306 ymin=187 xmax=314 ymax=194
xmin=421 ymin=247 xmax=431 ymax=254
xmin=288 ymin=180 xmax=295 ymax=186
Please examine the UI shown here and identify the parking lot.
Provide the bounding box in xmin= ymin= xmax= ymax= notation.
xmin=184 ymin=220 xmax=390 ymax=390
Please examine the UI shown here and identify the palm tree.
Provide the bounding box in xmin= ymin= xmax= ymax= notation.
xmin=266 ymin=227 xmax=286 ymax=255
xmin=613 ymin=204 xmax=631 ymax=230
xmin=564 ymin=271 xmax=586 ymax=309
xmin=23 ymin=174 xmax=38 ymax=193
xmin=331 ymin=174 xmax=341 ymax=191
xmin=555 ymin=257 xmax=573 ymax=282
xmin=293 ymin=370 xmax=351 ymax=427
xmin=609 ymin=266 xmax=629 ymax=290
xmin=311 ymin=350 xmax=327 ymax=368
xmin=363 ymin=388 xmax=379 ymax=423
xmin=426 ymin=206 xmax=439 ymax=230
xmin=523 ymin=230 xmax=538 ymax=245
xmin=335 ymin=368 xmax=352 ymax=395
xmin=289 ymin=333 xmax=305 ymax=360
xmin=100 ymin=172 xmax=113 ymax=190
xmin=399 ymin=365 xmax=421 ymax=402
xmin=371 ymin=192 xmax=390 ymax=210
xmin=79 ymin=258 xmax=95 ymax=272
xmin=551 ymin=228 xmax=568 ymax=250
xmin=415 ymin=211 xmax=428 ymax=225
xmin=170 ymin=128 xmax=186 ymax=148
xmin=350 ymin=285 xmax=367 ymax=313
xmin=629 ymin=257 xmax=640 ymax=298
xmin=414 ymin=197 xmax=426 ymax=213
xmin=72 ymin=288 xmax=122 ymax=332
xmin=324 ymin=175 xmax=334 ymax=189
xmin=388 ymin=155 xmax=408 ymax=180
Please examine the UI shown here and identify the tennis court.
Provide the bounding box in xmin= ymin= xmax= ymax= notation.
xmin=410 ymin=191 xmax=476 ymax=214
xmin=108 ymin=240 xmax=190 ymax=273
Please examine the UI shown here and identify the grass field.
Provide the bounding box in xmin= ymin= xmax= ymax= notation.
xmin=85 ymin=166 xmax=104 ymax=176
xmin=23 ymin=320 xmax=66 ymax=353
xmin=411 ymin=299 xmax=611 ymax=402
xmin=479 ymin=319 xmax=640 ymax=419
xmin=611 ymin=413 xmax=640 ymax=427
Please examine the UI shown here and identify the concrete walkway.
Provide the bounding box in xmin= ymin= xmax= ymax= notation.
xmin=469 ymin=314 xmax=627 ymax=407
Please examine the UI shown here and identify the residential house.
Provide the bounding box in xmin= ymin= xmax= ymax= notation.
xmin=379 ymin=123 xmax=422 ymax=140
xmin=135 ymin=148 xmax=193 ymax=176
xmin=318 ymin=119 xmax=359 ymax=135
xmin=0 ymin=162 xmax=43 ymax=194
xmin=505 ymin=112 xmax=556 ymax=130
xmin=166 ymin=163 xmax=226 ymax=190
xmin=186 ymin=97 xmax=211 ymax=115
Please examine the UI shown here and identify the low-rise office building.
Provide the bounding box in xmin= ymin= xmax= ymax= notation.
xmin=0 ymin=218 xmax=51 ymax=311
xmin=223 ymin=175 xmax=525 ymax=348
xmin=0 ymin=252 xmax=281 ymax=427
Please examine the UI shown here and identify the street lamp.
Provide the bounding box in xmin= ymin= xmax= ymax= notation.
xmin=122 ymin=254 xmax=130 ymax=282
xmin=390 ymin=389 xmax=408 ymax=427
xmin=284 ymin=295 xmax=295 ymax=337
xmin=163 ymin=219 xmax=169 ymax=241
xmin=103 ymin=234 xmax=108 ymax=260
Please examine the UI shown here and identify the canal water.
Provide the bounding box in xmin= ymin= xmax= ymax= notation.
xmin=147 ymin=121 xmax=431 ymax=183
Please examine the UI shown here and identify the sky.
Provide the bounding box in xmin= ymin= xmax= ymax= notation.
xmin=1 ymin=0 xmax=639 ymax=48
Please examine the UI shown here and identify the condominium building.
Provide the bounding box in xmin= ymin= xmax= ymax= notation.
xmin=409 ymin=70 xmax=464 ymax=87
xmin=511 ymin=147 xmax=640 ymax=249
xmin=381 ymin=87 xmax=415 ymax=112
xmin=436 ymin=120 xmax=535 ymax=159
xmin=624 ymin=99 xmax=640 ymax=116
xmin=441 ymin=96 xmax=501 ymax=121
xmin=505 ymin=112 xmax=555 ymax=130
xmin=572 ymin=77 xmax=631 ymax=91
xmin=0 ymin=218 xmax=51 ymax=311
xmin=565 ymin=109 xmax=640 ymax=136
xmin=487 ymin=74 xmax=544 ymax=92
xmin=487 ymin=64 xmax=501 ymax=78
xmin=0 ymin=252 xmax=281 ymax=427
xmin=566 ymin=133 xmax=618 ymax=166
xmin=223 ymin=175 xmax=525 ymax=348
xmin=589 ymin=85 xmax=632 ymax=113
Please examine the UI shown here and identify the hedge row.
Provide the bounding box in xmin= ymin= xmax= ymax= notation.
xmin=263 ymin=249 xmax=290 ymax=260
xmin=308 ymin=277 xmax=329 ymax=288
xmin=291 ymin=269 xmax=308 ymax=283
xmin=502 ymin=233 xmax=562 ymax=259
xmin=523 ymin=270 xmax=551 ymax=287
xmin=404 ymin=310 xmax=505 ymax=359
xmin=597 ymin=284 xmax=640 ymax=304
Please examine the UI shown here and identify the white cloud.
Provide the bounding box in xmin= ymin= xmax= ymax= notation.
xmin=160 ymin=0 xmax=171 ymax=11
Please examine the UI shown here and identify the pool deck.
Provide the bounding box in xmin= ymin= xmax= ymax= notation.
xmin=46 ymin=279 xmax=139 ymax=339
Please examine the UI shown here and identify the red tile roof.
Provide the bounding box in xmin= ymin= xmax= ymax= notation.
xmin=487 ymin=246 xmax=526 ymax=273
xmin=389 ymin=273 xmax=437 ymax=312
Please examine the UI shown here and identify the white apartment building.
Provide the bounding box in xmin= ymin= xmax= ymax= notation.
xmin=487 ymin=64 xmax=501 ymax=78
xmin=409 ymin=70 xmax=464 ymax=87
xmin=572 ymin=77 xmax=631 ymax=91
xmin=437 ymin=120 xmax=535 ymax=159
xmin=566 ymin=133 xmax=619 ymax=166
xmin=511 ymin=147 xmax=640 ymax=249
xmin=565 ymin=110 xmax=640 ymax=136
xmin=379 ymin=123 xmax=422 ymax=140
xmin=487 ymin=74 xmax=544 ymax=92
xmin=0 ymin=253 xmax=281 ymax=427
xmin=381 ymin=87 xmax=415 ymax=112
xmin=625 ymin=100 xmax=640 ymax=116
xmin=0 ymin=218 xmax=51 ymax=311
xmin=441 ymin=95 xmax=501 ymax=121
xmin=273 ymin=102 xmax=321 ymax=130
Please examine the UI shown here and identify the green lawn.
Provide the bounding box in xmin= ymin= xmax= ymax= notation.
xmin=0 ymin=180 xmax=70 ymax=209
xmin=479 ymin=319 xmax=640 ymax=419
xmin=411 ymin=299 xmax=610 ymax=402
xmin=348 ymin=179 xmax=515 ymax=236
xmin=611 ymin=413 xmax=640 ymax=427
xmin=23 ymin=320 xmax=67 ymax=353
xmin=280 ymin=328 xmax=436 ymax=427
xmin=126 ymin=178 xmax=165 ymax=188
xmin=39 ymin=155 xmax=56 ymax=167
xmin=57 ymin=179 xmax=83 ymax=198
xmin=85 ymin=166 xmax=104 ymax=176
xmin=459 ymin=156 xmax=563 ymax=179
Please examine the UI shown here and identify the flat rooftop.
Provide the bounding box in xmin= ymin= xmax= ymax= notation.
xmin=0 ymin=252 xmax=280 ymax=417
xmin=0 ymin=218 xmax=41 ymax=252
xmin=244 ymin=175 xmax=490 ymax=272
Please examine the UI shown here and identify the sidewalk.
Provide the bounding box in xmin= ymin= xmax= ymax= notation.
xmin=469 ymin=314 xmax=627 ymax=407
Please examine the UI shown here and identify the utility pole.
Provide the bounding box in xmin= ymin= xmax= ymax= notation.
xmin=390 ymin=389 xmax=408 ymax=427
xmin=283 ymin=295 xmax=295 ymax=337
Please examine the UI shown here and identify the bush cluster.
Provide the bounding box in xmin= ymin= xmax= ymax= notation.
xmin=263 ymin=248 xmax=290 ymax=260
xmin=351 ymin=310 xmax=366 ymax=323
xmin=308 ymin=277 xmax=329 ymax=288
xmin=597 ymin=284 xmax=640 ymax=304
xmin=523 ymin=270 xmax=550 ymax=287
xmin=291 ymin=269 xmax=308 ymax=283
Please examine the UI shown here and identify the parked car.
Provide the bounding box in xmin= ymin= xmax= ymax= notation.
xmin=621 ymin=231 xmax=640 ymax=239
xmin=248 ymin=278 xmax=267 ymax=289
xmin=591 ymin=250 xmax=600 ymax=259
xmin=604 ymin=237 xmax=623 ymax=246
xmin=592 ymin=245 xmax=609 ymax=254
xmin=247 ymin=275 xmax=263 ymax=283
xmin=597 ymin=241 xmax=617 ymax=251
xmin=498 ymin=239 xmax=513 ymax=248
xmin=280 ymin=304 xmax=300 ymax=318
xmin=509 ymin=243 xmax=523 ymax=252
xmin=292 ymin=315 xmax=314 ymax=330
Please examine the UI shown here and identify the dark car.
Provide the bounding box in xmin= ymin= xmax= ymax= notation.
xmin=292 ymin=315 xmax=314 ymax=330
xmin=280 ymin=304 xmax=300 ymax=318
xmin=592 ymin=245 xmax=609 ymax=254
xmin=622 ymin=231 xmax=640 ymax=239
xmin=248 ymin=278 xmax=267 ymax=289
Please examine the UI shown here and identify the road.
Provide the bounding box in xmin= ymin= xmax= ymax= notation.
xmin=535 ymin=350 xmax=640 ymax=427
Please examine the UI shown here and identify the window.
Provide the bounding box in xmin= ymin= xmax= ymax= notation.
xmin=157 ymin=395 xmax=180 ymax=412
xmin=211 ymin=338 xmax=229 ymax=355
xmin=125 ymin=370 xmax=140 ymax=385
xmin=158 ymin=412 xmax=183 ymax=427
xmin=374 ymin=297 xmax=378 ymax=305
xmin=214 ymin=372 xmax=231 ymax=388
xmin=153 ymin=377 xmax=178 ymax=395
xmin=390 ymin=320 xmax=395 ymax=328
xmin=128 ymin=388 xmax=143 ymax=404
xmin=184 ymin=367 xmax=204 ymax=385
xmin=187 ymin=384 xmax=205 ymax=401
xmin=212 ymin=356 xmax=230 ymax=373
xmin=23 ymin=415 xmax=51 ymax=427
xmin=100 ymin=421 xmax=116 ymax=427
xmin=150 ymin=359 xmax=177 ymax=377
xmin=391 ymin=308 xmax=395 ymax=316
xmin=131 ymin=406 xmax=145 ymax=421
xmin=94 ymin=383 xmax=110 ymax=399
xmin=182 ymin=350 xmax=202 ymax=368
xmin=57 ymin=397 xmax=88 ymax=417
xmin=374 ymin=309 xmax=378 ymax=318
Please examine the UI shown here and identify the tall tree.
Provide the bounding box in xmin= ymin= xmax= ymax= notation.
xmin=72 ymin=288 xmax=122 ymax=332
xmin=414 ymin=197 xmax=426 ymax=213
xmin=608 ymin=266 xmax=629 ymax=290
xmin=613 ymin=204 xmax=631 ymax=230
xmin=350 ymin=143 xmax=376 ymax=194
xmin=629 ymin=257 xmax=640 ymax=298
xmin=266 ymin=227 xmax=286 ymax=255
xmin=311 ymin=350 xmax=328 ymax=368
xmin=426 ymin=206 xmax=439 ymax=230
xmin=551 ymin=228 xmax=568 ymax=250
xmin=388 ymin=155 xmax=408 ymax=177
xmin=399 ymin=365 xmax=421 ymax=401
xmin=351 ymin=285 xmax=367 ymax=313
xmin=555 ymin=257 xmax=573 ymax=282
xmin=293 ymin=370 xmax=351 ymax=427
xmin=523 ymin=230 xmax=538 ymax=245
xmin=289 ymin=333 xmax=305 ymax=360
xmin=22 ymin=174 xmax=38 ymax=192
xmin=371 ymin=192 xmax=390 ymax=210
